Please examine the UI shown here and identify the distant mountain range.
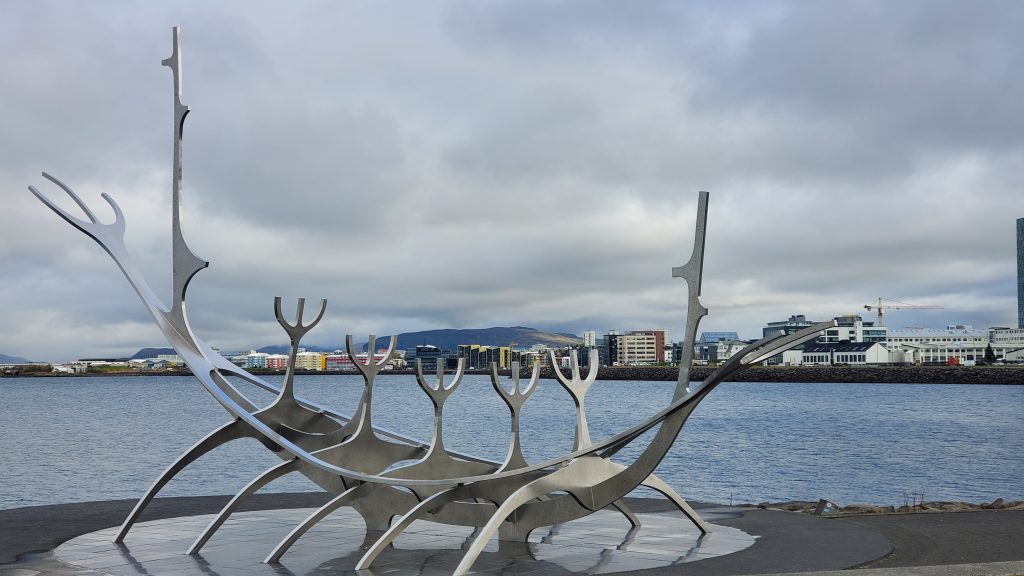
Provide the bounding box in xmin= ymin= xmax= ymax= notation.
xmin=255 ymin=326 xmax=580 ymax=355
xmin=356 ymin=326 xmax=581 ymax=353
xmin=124 ymin=325 xmax=581 ymax=356
xmin=254 ymin=344 xmax=335 ymax=355
xmin=0 ymin=353 xmax=28 ymax=364
xmin=128 ymin=327 xmax=581 ymax=359
xmin=129 ymin=347 xmax=178 ymax=360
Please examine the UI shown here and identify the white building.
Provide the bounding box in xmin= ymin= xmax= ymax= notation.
xmin=801 ymin=342 xmax=890 ymax=365
xmin=987 ymin=328 xmax=1024 ymax=363
xmin=887 ymin=325 xmax=988 ymax=347
xmin=582 ymin=330 xmax=597 ymax=348
xmin=780 ymin=350 xmax=804 ymax=366
xmin=51 ymin=363 xmax=88 ymax=374
xmin=989 ymin=328 xmax=1024 ymax=351
xmin=819 ymin=315 xmax=887 ymax=344
xmin=156 ymin=353 xmax=183 ymax=365
xmin=762 ymin=314 xmax=885 ymax=365
xmin=886 ymin=325 xmax=1018 ymax=364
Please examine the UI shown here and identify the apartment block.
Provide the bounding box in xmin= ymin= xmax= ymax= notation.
xmin=609 ymin=330 xmax=666 ymax=365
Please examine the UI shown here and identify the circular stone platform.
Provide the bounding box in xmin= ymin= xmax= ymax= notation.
xmin=53 ymin=508 xmax=754 ymax=575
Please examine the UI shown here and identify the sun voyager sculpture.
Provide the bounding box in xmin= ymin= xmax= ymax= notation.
xmin=30 ymin=28 xmax=833 ymax=575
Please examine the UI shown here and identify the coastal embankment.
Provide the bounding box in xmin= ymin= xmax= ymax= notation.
xmin=5 ymin=365 xmax=1023 ymax=384
xmin=575 ymin=365 xmax=1024 ymax=384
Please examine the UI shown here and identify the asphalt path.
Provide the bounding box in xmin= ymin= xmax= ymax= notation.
xmin=838 ymin=510 xmax=1024 ymax=568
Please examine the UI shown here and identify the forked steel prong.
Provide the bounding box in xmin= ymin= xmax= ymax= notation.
xmin=489 ymin=360 xmax=539 ymax=406
xmin=548 ymin=348 xmax=599 ymax=450
xmin=415 ymin=357 xmax=465 ymax=396
xmin=30 ymin=175 xmax=127 ymax=242
xmin=345 ymin=334 xmax=398 ymax=374
xmin=413 ymin=357 xmax=465 ymax=460
xmin=341 ymin=333 xmax=398 ymax=439
xmin=489 ymin=361 xmax=540 ymax=471
xmin=42 ymin=171 xmax=99 ymax=222
xmin=273 ymin=297 xmax=328 ymax=340
xmin=272 ymin=297 xmax=327 ymax=403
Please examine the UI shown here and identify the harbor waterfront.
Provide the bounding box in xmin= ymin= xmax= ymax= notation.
xmin=9 ymin=364 xmax=1024 ymax=383
xmin=2 ymin=374 xmax=1021 ymax=511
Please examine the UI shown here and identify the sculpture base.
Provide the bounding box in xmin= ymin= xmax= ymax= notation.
xmin=53 ymin=507 xmax=754 ymax=575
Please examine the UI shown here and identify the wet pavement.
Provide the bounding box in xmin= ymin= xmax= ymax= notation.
xmin=1 ymin=495 xmax=1020 ymax=576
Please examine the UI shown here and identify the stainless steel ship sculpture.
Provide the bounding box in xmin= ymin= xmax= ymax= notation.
xmin=30 ymin=28 xmax=834 ymax=575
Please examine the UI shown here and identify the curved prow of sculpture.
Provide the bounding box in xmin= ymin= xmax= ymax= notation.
xmin=27 ymin=30 xmax=257 ymax=416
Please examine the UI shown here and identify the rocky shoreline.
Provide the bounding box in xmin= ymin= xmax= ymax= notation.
xmin=754 ymin=497 xmax=1024 ymax=516
xmin=5 ymin=364 xmax=1024 ymax=384
xmin=584 ymin=365 xmax=1024 ymax=384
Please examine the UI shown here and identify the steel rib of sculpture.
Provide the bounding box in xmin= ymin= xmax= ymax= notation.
xmin=30 ymin=28 xmax=836 ymax=575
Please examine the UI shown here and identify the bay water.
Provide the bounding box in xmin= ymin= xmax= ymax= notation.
xmin=1 ymin=375 xmax=1021 ymax=510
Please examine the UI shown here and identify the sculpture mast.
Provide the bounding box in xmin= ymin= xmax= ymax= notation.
xmin=672 ymin=191 xmax=709 ymax=397
xmin=162 ymin=27 xmax=208 ymax=321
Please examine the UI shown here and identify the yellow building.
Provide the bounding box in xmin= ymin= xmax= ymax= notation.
xmin=295 ymin=351 xmax=325 ymax=371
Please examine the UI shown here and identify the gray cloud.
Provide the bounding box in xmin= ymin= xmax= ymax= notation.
xmin=2 ymin=0 xmax=1021 ymax=362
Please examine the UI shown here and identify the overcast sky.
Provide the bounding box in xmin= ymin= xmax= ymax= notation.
xmin=2 ymin=0 xmax=1022 ymax=362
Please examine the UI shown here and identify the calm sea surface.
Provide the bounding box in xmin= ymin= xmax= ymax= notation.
xmin=1 ymin=375 xmax=1021 ymax=510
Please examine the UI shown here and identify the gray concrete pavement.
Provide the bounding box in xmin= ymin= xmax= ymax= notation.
xmin=838 ymin=510 xmax=1024 ymax=568
xmin=1 ymin=496 xmax=1021 ymax=575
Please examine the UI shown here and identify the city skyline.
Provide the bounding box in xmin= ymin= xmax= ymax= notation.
xmin=3 ymin=1 xmax=1023 ymax=362
xmin=9 ymin=312 xmax=1022 ymax=365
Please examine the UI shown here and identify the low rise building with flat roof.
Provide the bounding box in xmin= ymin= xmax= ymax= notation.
xmin=801 ymin=341 xmax=889 ymax=365
xmin=887 ymin=325 xmax=1022 ymax=364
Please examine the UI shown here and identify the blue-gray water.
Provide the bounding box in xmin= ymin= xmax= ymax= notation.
xmin=1 ymin=375 xmax=1021 ymax=510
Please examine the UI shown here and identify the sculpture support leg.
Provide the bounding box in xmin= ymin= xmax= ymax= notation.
xmin=188 ymin=459 xmax=299 ymax=554
xmin=115 ymin=419 xmax=249 ymax=542
xmin=610 ymin=499 xmax=640 ymax=527
xmin=452 ymin=474 xmax=567 ymax=576
xmin=641 ymin=473 xmax=711 ymax=534
xmin=355 ymin=485 xmax=467 ymax=569
xmin=264 ymin=483 xmax=372 ymax=564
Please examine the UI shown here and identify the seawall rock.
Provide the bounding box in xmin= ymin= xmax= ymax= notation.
xmin=537 ymin=365 xmax=1024 ymax=384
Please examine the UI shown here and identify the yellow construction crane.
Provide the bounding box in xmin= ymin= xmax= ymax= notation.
xmin=864 ymin=297 xmax=943 ymax=326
